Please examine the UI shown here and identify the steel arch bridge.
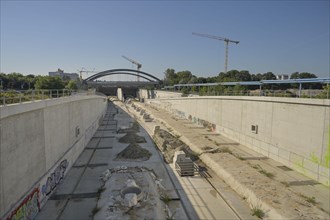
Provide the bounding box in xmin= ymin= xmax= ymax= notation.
xmin=84 ymin=69 xmax=162 ymax=84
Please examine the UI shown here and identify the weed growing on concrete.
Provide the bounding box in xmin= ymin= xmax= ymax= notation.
xmin=259 ymin=169 xmax=275 ymax=179
xmin=97 ymin=186 xmax=105 ymax=194
xmin=302 ymin=195 xmax=317 ymax=205
xmin=251 ymin=207 xmax=265 ymax=219
xmin=251 ymin=164 xmax=262 ymax=170
xmin=91 ymin=206 xmax=100 ymax=216
xmin=160 ymin=194 xmax=172 ymax=204
xmin=238 ymin=156 xmax=246 ymax=160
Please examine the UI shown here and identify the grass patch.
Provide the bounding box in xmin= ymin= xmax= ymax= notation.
xmin=251 ymin=207 xmax=265 ymax=219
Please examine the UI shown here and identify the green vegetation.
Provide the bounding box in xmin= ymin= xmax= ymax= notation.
xmin=0 ymin=72 xmax=82 ymax=104
xmin=300 ymin=194 xmax=317 ymax=205
xmin=91 ymin=206 xmax=100 ymax=216
xmin=259 ymin=169 xmax=275 ymax=179
xmin=251 ymin=207 xmax=265 ymax=219
xmin=251 ymin=164 xmax=275 ymax=179
xmin=163 ymin=68 xmax=326 ymax=98
xmin=0 ymin=72 xmax=79 ymax=90
xmin=160 ymin=193 xmax=172 ymax=204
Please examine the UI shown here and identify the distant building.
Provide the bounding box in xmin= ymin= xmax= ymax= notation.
xmin=49 ymin=68 xmax=79 ymax=80
xmin=276 ymin=74 xmax=289 ymax=80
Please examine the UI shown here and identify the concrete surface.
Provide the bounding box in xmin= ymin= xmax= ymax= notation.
xmin=0 ymin=95 xmax=107 ymax=219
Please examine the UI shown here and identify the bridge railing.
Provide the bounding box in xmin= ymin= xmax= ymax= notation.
xmin=0 ymin=89 xmax=97 ymax=106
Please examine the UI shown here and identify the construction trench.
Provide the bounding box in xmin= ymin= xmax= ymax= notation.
xmin=36 ymin=99 xmax=330 ymax=220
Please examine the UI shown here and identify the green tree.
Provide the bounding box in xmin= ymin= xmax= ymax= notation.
xmin=290 ymin=72 xmax=316 ymax=79
xmin=35 ymin=76 xmax=64 ymax=89
xmin=218 ymin=70 xmax=251 ymax=82
xmin=65 ymin=80 xmax=78 ymax=90
xmin=177 ymin=70 xmax=193 ymax=84
xmin=261 ymin=72 xmax=276 ymax=80
xmin=164 ymin=68 xmax=177 ymax=86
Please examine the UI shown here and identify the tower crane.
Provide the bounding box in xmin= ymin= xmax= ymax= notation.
xmin=192 ymin=32 xmax=239 ymax=74
xmin=78 ymin=68 xmax=98 ymax=80
xmin=122 ymin=55 xmax=142 ymax=81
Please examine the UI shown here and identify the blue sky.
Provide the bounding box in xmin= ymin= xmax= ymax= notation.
xmin=1 ymin=0 xmax=329 ymax=80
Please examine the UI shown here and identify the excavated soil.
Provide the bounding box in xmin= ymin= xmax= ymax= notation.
xmin=119 ymin=133 xmax=147 ymax=144
xmin=116 ymin=143 xmax=152 ymax=161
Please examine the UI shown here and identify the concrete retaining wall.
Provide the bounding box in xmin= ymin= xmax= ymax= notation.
xmin=146 ymin=95 xmax=330 ymax=186
xmin=138 ymin=89 xmax=183 ymax=99
xmin=0 ymin=95 xmax=107 ymax=219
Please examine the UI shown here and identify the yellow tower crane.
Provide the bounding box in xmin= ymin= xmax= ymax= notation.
xmin=192 ymin=32 xmax=239 ymax=74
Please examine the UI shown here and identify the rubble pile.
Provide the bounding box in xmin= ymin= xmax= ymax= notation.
xmin=116 ymin=143 xmax=152 ymax=161
xmin=153 ymin=129 xmax=198 ymax=163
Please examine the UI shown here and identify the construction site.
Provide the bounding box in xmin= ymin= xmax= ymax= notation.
xmin=26 ymin=96 xmax=328 ymax=220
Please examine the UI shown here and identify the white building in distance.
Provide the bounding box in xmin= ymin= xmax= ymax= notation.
xmin=276 ymin=74 xmax=289 ymax=80
xmin=49 ymin=68 xmax=79 ymax=80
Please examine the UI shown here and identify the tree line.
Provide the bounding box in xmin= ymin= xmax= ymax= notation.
xmin=164 ymin=68 xmax=318 ymax=84
xmin=164 ymin=68 xmax=329 ymax=96
xmin=0 ymin=72 xmax=78 ymax=90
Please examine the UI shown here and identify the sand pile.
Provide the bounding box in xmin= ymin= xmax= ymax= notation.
xmin=116 ymin=143 xmax=151 ymax=161
xmin=119 ymin=133 xmax=147 ymax=143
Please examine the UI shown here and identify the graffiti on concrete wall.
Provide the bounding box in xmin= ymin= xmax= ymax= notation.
xmin=41 ymin=159 xmax=69 ymax=196
xmin=6 ymin=188 xmax=40 ymax=220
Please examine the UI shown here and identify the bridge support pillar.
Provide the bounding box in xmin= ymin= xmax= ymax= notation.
xmin=117 ymin=88 xmax=124 ymax=101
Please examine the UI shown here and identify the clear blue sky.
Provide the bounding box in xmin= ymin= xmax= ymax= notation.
xmin=1 ymin=0 xmax=329 ymax=80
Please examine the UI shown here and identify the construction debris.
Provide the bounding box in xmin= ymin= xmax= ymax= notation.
xmin=116 ymin=143 xmax=151 ymax=161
